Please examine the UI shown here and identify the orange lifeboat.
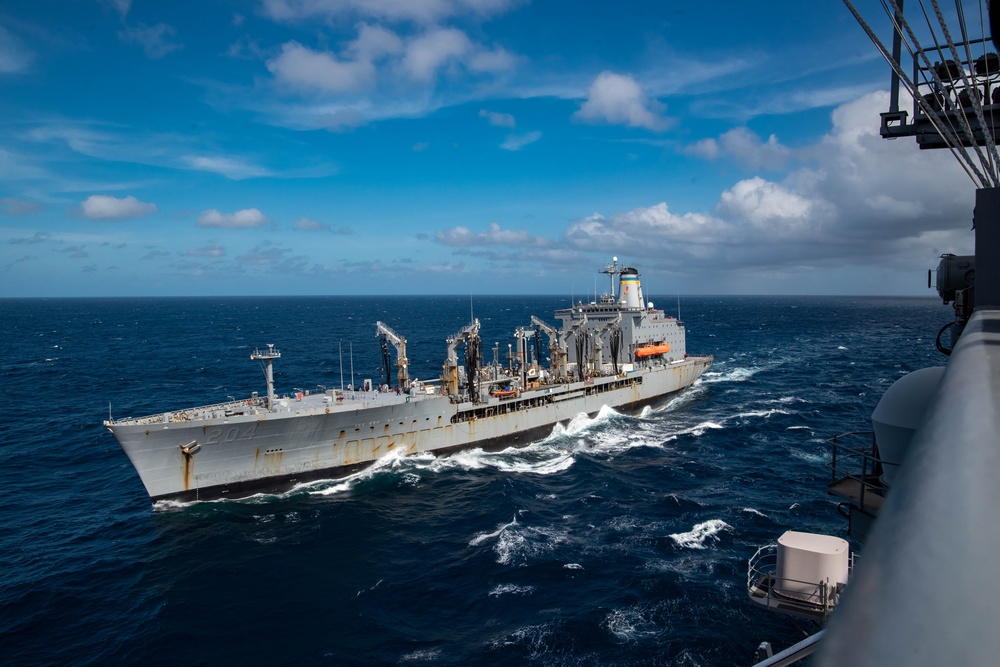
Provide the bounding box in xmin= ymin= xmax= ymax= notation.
xmin=635 ymin=343 xmax=670 ymax=358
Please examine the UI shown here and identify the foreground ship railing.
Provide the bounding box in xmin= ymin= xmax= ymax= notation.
xmin=747 ymin=545 xmax=853 ymax=623
xmin=826 ymin=431 xmax=899 ymax=543
xmin=817 ymin=309 xmax=1000 ymax=665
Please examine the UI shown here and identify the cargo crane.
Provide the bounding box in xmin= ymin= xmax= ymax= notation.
xmin=375 ymin=321 xmax=409 ymax=391
xmin=442 ymin=319 xmax=480 ymax=399
xmin=531 ymin=315 xmax=568 ymax=380
xmin=589 ymin=313 xmax=622 ymax=375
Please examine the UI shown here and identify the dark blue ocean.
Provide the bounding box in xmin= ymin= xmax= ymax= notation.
xmin=1 ymin=295 xmax=945 ymax=665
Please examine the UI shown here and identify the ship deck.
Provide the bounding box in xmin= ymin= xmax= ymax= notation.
xmin=107 ymin=387 xmax=442 ymax=427
xmin=107 ymin=355 xmax=712 ymax=428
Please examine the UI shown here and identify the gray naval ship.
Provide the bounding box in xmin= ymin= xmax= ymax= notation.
xmin=105 ymin=260 xmax=712 ymax=502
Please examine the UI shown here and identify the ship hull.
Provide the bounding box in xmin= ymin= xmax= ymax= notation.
xmin=109 ymin=357 xmax=711 ymax=502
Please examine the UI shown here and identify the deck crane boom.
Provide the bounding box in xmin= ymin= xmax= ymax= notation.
xmin=530 ymin=315 xmax=568 ymax=380
xmin=375 ymin=321 xmax=409 ymax=390
xmin=442 ymin=319 xmax=480 ymax=399
xmin=589 ymin=313 xmax=622 ymax=374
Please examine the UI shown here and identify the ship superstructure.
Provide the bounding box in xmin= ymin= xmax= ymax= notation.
xmin=105 ymin=261 xmax=711 ymax=502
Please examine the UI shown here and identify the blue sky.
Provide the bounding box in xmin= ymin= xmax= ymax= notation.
xmin=0 ymin=0 xmax=982 ymax=297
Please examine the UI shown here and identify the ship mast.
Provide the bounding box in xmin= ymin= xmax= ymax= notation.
xmin=600 ymin=256 xmax=621 ymax=299
xmin=251 ymin=344 xmax=281 ymax=407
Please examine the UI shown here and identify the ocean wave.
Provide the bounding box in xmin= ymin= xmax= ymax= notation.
xmin=426 ymin=447 xmax=575 ymax=477
xmin=399 ymin=648 xmax=442 ymax=662
xmin=545 ymin=404 xmax=621 ymax=440
xmin=669 ymin=519 xmax=732 ymax=549
xmin=732 ymin=408 xmax=792 ymax=420
xmin=488 ymin=583 xmax=535 ymax=597
xmin=603 ymin=604 xmax=663 ymax=643
xmin=469 ymin=516 xmax=569 ymax=566
xmin=740 ymin=507 xmax=767 ymax=518
xmin=700 ymin=366 xmax=762 ymax=383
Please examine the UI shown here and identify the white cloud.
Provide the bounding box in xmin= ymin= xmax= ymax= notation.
xmin=183 ymin=155 xmax=273 ymax=180
xmin=118 ymin=23 xmax=182 ymax=59
xmin=0 ymin=24 xmax=32 ymax=73
xmin=435 ymin=221 xmax=549 ymax=247
xmin=267 ymin=40 xmax=380 ymax=94
xmin=562 ymin=91 xmax=973 ymax=277
xmin=185 ymin=245 xmax=226 ymax=258
xmin=573 ymin=71 xmax=670 ymax=132
xmin=197 ymin=208 xmax=270 ymax=229
xmin=716 ymin=177 xmax=824 ymax=235
xmin=260 ymin=0 xmax=522 ymax=24
xmin=479 ymin=109 xmax=515 ymax=128
xmin=469 ymin=46 xmax=515 ymax=73
xmin=684 ymin=127 xmax=791 ymax=171
xmin=79 ymin=195 xmax=157 ymax=220
xmin=402 ymin=28 xmax=472 ymax=81
xmin=293 ymin=216 xmax=328 ymax=231
xmin=684 ymin=138 xmax=719 ymax=161
xmin=500 ymin=130 xmax=541 ymax=151
xmin=262 ymin=25 xmax=516 ymax=126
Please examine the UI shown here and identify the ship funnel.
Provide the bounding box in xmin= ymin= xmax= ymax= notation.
xmin=619 ymin=268 xmax=645 ymax=309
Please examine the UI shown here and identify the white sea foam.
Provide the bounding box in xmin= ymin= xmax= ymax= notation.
xmin=425 ymin=445 xmax=575 ymax=477
xmin=470 ymin=516 xmax=519 ymax=547
xmin=488 ymin=583 xmax=535 ymax=597
xmin=307 ymin=449 xmax=419 ymax=496
xmin=563 ymin=563 xmax=584 ymax=570
xmin=603 ymin=605 xmax=661 ymax=642
xmin=732 ymin=408 xmax=791 ymax=420
xmin=686 ymin=421 xmax=724 ymax=437
xmin=399 ymin=648 xmax=442 ymax=662
xmin=701 ymin=366 xmax=761 ymax=383
xmin=669 ymin=519 xmax=731 ymax=549
xmin=740 ymin=508 xmax=767 ymax=518
xmin=470 ymin=515 xmax=569 ymax=565
xmin=552 ymin=405 xmax=620 ymax=438
xmin=789 ymin=448 xmax=826 ymax=464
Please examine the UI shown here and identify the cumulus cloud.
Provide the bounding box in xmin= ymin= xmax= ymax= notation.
xmin=479 ymin=109 xmax=515 ymax=128
xmin=573 ymin=71 xmax=670 ymax=132
xmin=562 ymin=91 xmax=972 ymax=279
xmin=197 ymin=208 xmax=270 ymax=229
xmin=402 ymin=28 xmax=472 ymax=80
xmin=118 ymin=23 xmax=182 ymax=59
xmin=435 ymin=221 xmax=549 ymax=247
xmin=79 ymin=195 xmax=157 ymax=220
xmin=267 ymin=38 xmax=385 ymax=94
xmin=684 ymin=127 xmax=792 ymax=171
xmin=263 ymin=24 xmax=515 ymax=126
